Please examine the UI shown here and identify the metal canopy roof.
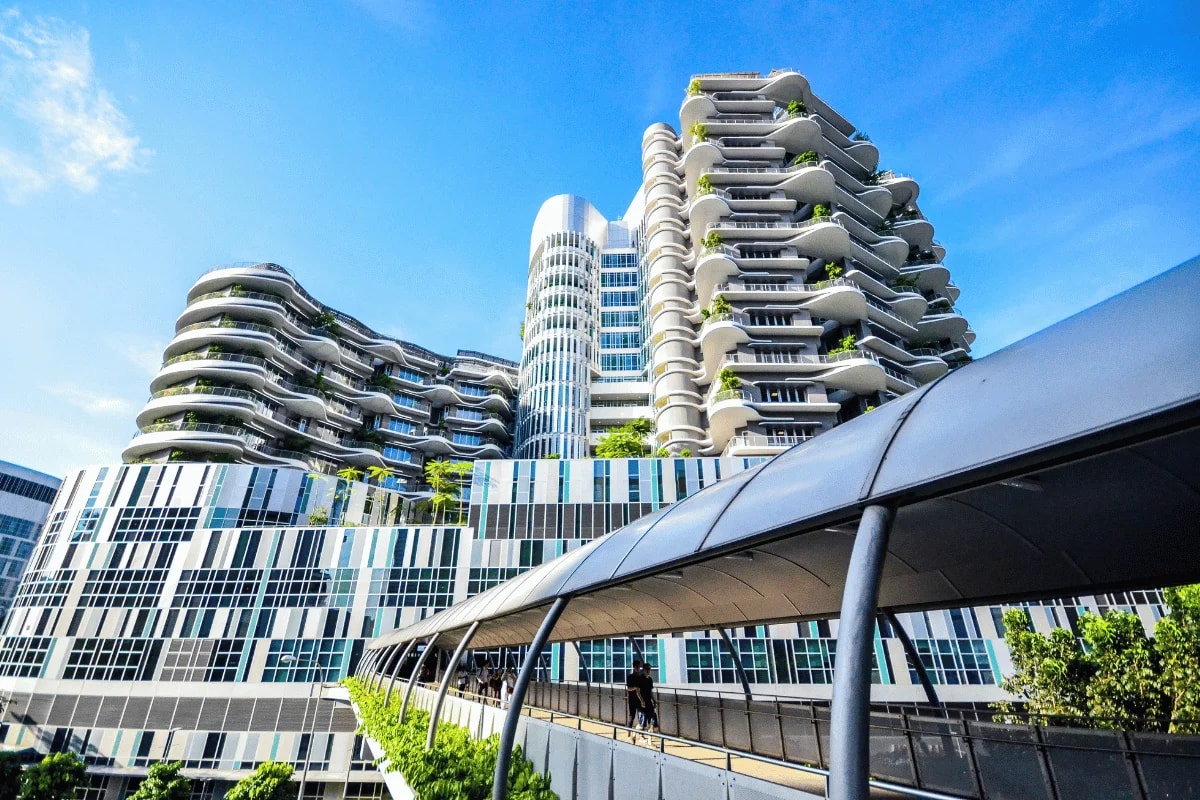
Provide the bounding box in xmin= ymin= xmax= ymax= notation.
xmin=371 ymin=258 xmax=1200 ymax=651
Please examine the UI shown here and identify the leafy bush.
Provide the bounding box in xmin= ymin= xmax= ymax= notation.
xmin=344 ymin=677 xmax=556 ymax=800
xmin=596 ymin=419 xmax=653 ymax=459
xmin=686 ymin=79 xmax=702 ymax=96
xmin=717 ymin=368 xmax=741 ymax=392
xmin=0 ymin=752 xmax=22 ymax=800
xmin=695 ymin=175 xmax=713 ymax=196
xmin=700 ymin=231 xmax=722 ymax=252
xmin=791 ymin=150 xmax=817 ymax=165
xmin=129 ymin=761 xmax=191 ymax=800
xmin=786 ymin=99 xmax=806 ymax=117
xmin=851 ymin=131 xmax=871 ymax=142
xmin=225 ymin=761 xmax=295 ymax=800
xmin=827 ymin=333 xmax=857 ymax=356
xmin=18 ymin=752 xmax=87 ymax=800
xmin=688 ymin=121 xmax=708 ymax=142
xmin=824 ymin=263 xmax=844 ymax=280
xmin=811 ymin=204 xmax=830 ymax=219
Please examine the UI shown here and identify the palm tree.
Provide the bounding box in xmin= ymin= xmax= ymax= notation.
xmin=336 ymin=466 xmax=363 ymax=483
xmin=365 ymin=465 xmax=395 ymax=487
xmin=450 ymin=461 xmax=473 ymax=524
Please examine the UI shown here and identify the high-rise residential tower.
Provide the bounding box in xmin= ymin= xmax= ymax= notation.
xmin=515 ymin=70 xmax=973 ymax=459
xmin=0 ymin=461 xmax=60 ymax=621
xmin=123 ymin=263 xmax=517 ymax=493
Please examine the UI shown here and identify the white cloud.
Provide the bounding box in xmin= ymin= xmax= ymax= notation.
xmin=120 ymin=340 xmax=166 ymax=376
xmin=0 ymin=8 xmax=149 ymax=202
xmin=44 ymin=383 xmax=134 ymax=416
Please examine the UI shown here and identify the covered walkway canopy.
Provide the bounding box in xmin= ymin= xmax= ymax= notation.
xmin=370 ymin=258 xmax=1200 ymax=652
xmin=360 ymin=257 xmax=1200 ymax=800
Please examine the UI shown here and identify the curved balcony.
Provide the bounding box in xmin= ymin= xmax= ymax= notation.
xmin=137 ymin=386 xmax=265 ymax=428
xmin=178 ymin=289 xmax=288 ymax=328
xmin=124 ymin=421 xmax=248 ymax=460
xmin=719 ymin=350 xmax=890 ymax=395
xmin=723 ymin=432 xmax=815 ymax=457
xmin=706 ymin=388 xmax=761 ymax=451
xmin=152 ymin=352 xmax=269 ymax=393
xmin=698 ymin=312 xmax=751 ymax=375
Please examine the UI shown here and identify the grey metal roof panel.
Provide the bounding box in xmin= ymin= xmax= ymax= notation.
xmin=870 ymin=261 xmax=1200 ymax=499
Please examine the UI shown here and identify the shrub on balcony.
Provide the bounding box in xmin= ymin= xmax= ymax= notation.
xmin=700 ymin=231 xmax=722 ymax=253
xmin=851 ymin=131 xmax=871 ymax=142
xmin=827 ymin=333 xmax=857 ymax=356
xmin=366 ymin=373 xmax=394 ymax=392
xmin=313 ymin=310 xmax=337 ymax=331
xmin=718 ymin=368 xmax=741 ymax=392
xmin=655 ymin=446 xmax=670 ymax=457
xmin=811 ymin=204 xmax=830 ymax=219
xmin=596 ymin=418 xmax=653 ymax=458
xmin=824 ymin=263 xmax=844 ymax=280
xmin=791 ymin=150 xmax=817 ymax=166
xmin=688 ymin=121 xmax=708 ymax=143
xmin=786 ymin=99 xmax=806 ymax=117
xmin=219 ymin=314 xmax=237 ymax=328
xmin=518 ymin=322 xmax=525 ymax=341
xmin=710 ymin=294 xmax=732 ymax=316
xmin=695 ymin=175 xmax=713 ymax=196
xmin=687 ymin=78 xmax=702 ymax=96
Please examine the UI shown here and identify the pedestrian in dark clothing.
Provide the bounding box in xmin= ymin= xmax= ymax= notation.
xmin=626 ymin=658 xmax=645 ymax=737
xmin=640 ymin=661 xmax=660 ymax=733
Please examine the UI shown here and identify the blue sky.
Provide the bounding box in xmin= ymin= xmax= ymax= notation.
xmin=2 ymin=1 xmax=1198 ymax=477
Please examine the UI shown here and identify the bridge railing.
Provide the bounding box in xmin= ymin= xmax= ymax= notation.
xmin=525 ymin=681 xmax=1200 ymax=800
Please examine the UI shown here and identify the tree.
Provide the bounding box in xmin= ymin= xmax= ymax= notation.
xmin=0 ymin=752 xmax=22 ymax=800
xmin=1156 ymin=585 xmax=1200 ymax=733
xmin=19 ymin=752 xmax=87 ymax=800
xmin=994 ymin=585 xmax=1200 ymax=731
xmin=224 ymin=761 xmax=295 ymax=800
xmin=595 ymin=419 xmax=652 ymax=459
xmin=129 ymin=761 xmax=191 ymax=800
xmin=336 ymin=466 xmax=363 ymax=483
xmin=424 ymin=460 xmax=471 ymax=524
xmin=365 ymin=465 xmax=395 ymax=487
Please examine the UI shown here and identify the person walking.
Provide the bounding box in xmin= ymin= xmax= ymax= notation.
xmin=640 ymin=661 xmax=660 ymax=735
xmin=625 ymin=658 xmax=646 ymax=740
xmin=502 ymin=668 xmax=517 ymax=709
xmin=477 ymin=660 xmax=492 ymax=699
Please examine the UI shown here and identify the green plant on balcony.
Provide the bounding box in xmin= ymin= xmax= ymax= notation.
xmin=811 ymin=204 xmax=830 ymax=219
xmin=718 ymin=367 xmax=742 ymax=392
xmin=687 ymin=78 xmax=702 ymax=96
xmin=695 ymin=175 xmax=713 ymax=196
xmin=196 ymin=378 xmax=212 ymax=390
xmin=358 ymin=426 xmax=386 ymax=446
xmin=168 ymin=449 xmax=188 ymax=462
xmin=307 ymin=506 xmax=330 ymax=525
xmin=183 ymin=411 xmax=200 ymax=430
xmin=680 ymin=448 xmax=692 ymax=457
xmin=889 ymin=274 xmax=920 ymax=290
xmin=791 ymin=150 xmax=817 ymax=166
xmin=824 ymin=262 xmax=844 ymax=280
xmin=543 ymin=453 xmax=561 ymax=459
xmin=851 ymin=131 xmax=871 ymax=142
xmin=875 ymin=218 xmax=895 ymax=235
xmin=688 ymin=120 xmax=708 ymax=143
xmin=313 ymin=310 xmax=337 ymax=331
xmin=827 ymin=333 xmax=857 ymax=356
xmin=518 ymin=322 xmax=525 ymax=340
xmin=710 ymin=294 xmax=732 ymax=316
xmin=786 ymin=99 xmax=807 ymax=117
xmin=227 ymin=283 xmax=247 ymax=297
xmin=863 ymin=169 xmax=887 ymax=186
xmin=865 ymin=404 xmax=877 ymax=413
xmin=219 ymin=314 xmax=237 ymax=328
xmin=700 ymin=231 xmax=722 ymax=253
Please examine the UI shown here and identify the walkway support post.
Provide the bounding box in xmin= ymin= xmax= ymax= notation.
xmin=427 ymin=621 xmax=480 ymax=750
xmin=883 ymin=610 xmax=942 ymax=707
xmin=399 ymin=633 xmax=440 ymax=724
xmin=357 ymin=649 xmax=377 ymax=679
xmin=384 ymin=639 xmax=419 ymax=706
xmin=492 ymin=598 xmax=569 ymax=800
xmin=369 ymin=647 xmax=394 ymax=692
xmin=716 ymin=627 xmax=753 ymax=701
xmin=573 ymin=641 xmax=591 ymax=686
xmin=829 ymin=504 xmax=895 ymax=800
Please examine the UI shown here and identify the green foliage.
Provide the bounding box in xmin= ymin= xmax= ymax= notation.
xmin=824 ymin=262 xmax=844 ymax=280
xmin=791 ymin=150 xmax=817 ymax=165
xmin=0 ymin=752 xmax=22 ymax=800
xmin=425 ymin=460 xmax=473 ymax=524
xmin=686 ymin=79 xmax=702 ymax=96
xmin=518 ymin=322 xmax=525 ymax=341
xmin=228 ymin=283 xmax=247 ymax=296
xmin=709 ymin=294 xmax=732 ymax=316
xmin=851 ymin=131 xmax=871 ymax=142
xmin=542 ymin=453 xmax=561 ymax=459
xmin=717 ymin=368 xmax=741 ymax=392
xmin=700 ymin=231 xmax=721 ymax=252
xmin=129 ymin=761 xmax=191 ymax=800
xmin=366 ymin=465 xmax=395 ymax=486
xmin=224 ymin=761 xmax=295 ymax=800
xmin=307 ymin=506 xmax=330 ymax=525
xmin=827 ymin=333 xmax=857 ymax=356
xmin=688 ymin=121 xmax=708 ymax=142
xmin=367 ymin=372 xmax=395 ymax=392
xmin=655 ymin=447 xmax=670 ymax=457
xmin=595 ymin=419 xmax=653 ymax=459
xmin=811 ymin=204 xmax=830 ymax=219
xmin=337 ymin=466 xmax=364 ymax=483
xmin=786 ymin=99 xmax=806 ymax=117
xmin=344 ymin=677 xmax=556 ymax=800
xmin=994 ymin=587 xmax=1200 ymax=731
xmin=313 ymin=310 xmax=338 ymax=332
xmin=18 ymin=752 xmax=87 ymax=800
xmin=1157 ymin=585 xmax=1200 ymax=733
xmin=695 ymin=175 xmax=713 ymax=196
xmin=679 ymin=448 xmax=692 ymax=457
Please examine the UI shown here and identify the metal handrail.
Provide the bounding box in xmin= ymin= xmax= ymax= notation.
xmin=150 ymin=386 xmax=260 ymax=403
xmin=162 ymin=352 xmax=268 ymax=369
xmin=190 ymin=289 xmax=286 ymax=306
xmin=138 ymin=421 xmax=246 ymax=437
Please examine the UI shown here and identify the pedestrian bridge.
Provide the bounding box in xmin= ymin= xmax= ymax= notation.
xmin=355 ymin=678 xmax=1200 ymax=800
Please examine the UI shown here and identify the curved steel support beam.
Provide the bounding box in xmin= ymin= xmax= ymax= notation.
xmin=384 ymin=639 xmax=419 ymax=706
xmin=369 ymin=646 xmax=394 ymax=692
xmin=492 ymin=598 xmax=569 ymax=800
xmin=573 ymin=641 xmax=590 ymax=686
xmin=716 ymin=627 xmax=753 ymax=701
xmin=427 ymin=622 xmax=480 ymax=750
xmin=882 ymin=610 xmax=941 ymax=707
xmin=399 ymin=633 xmax=440 ymax=724
xmin=829 ymin=504 xmax=895 ymax=800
